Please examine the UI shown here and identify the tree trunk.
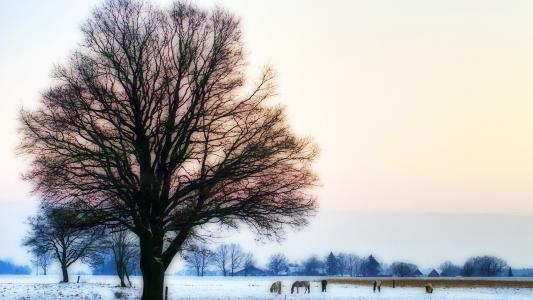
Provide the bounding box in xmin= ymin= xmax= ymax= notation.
xmin=119 ymin=272 xmax=127 ymax=287
xmin=61 ymin=265 xmax=69 ymax=283
xmin=139 ymin=237 xmax=165 ymax=300
xmin=117 ymin=262 xmax=126 ymax=287
xmin=125 ymin=269 xmax=132 ymax=287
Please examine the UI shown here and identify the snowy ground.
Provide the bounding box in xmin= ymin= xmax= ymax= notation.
xmin=0 ymin=275 xmax=533 ymax=299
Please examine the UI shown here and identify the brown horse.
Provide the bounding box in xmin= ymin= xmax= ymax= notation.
xmin=291 ymin=281 xmax=310 ymax=294
xmin=425 ymin=283 xmax=433 ymax=293
xmin=270 ymin=281 xmax=282 ymax=294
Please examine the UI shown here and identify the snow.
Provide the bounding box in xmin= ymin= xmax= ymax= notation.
xmin=0 ymin=275 xmax=532 ymax=299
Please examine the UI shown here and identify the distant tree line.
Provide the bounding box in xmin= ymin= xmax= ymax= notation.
xmin=181 ymin=247 xmax=384 ymax=277
xmin=182 ymin=247 xmax=512 ymax=278
xmin=0 ymin=260 xmax=31 ymax=275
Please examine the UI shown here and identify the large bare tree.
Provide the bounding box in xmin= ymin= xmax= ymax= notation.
xmin=19 ymin=0 xmax=317 ymax=298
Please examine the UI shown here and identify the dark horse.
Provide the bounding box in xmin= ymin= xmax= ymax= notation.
xmin=321 ymin=280 xmax=327 ymax=292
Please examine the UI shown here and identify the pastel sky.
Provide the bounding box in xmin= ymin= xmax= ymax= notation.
xmin=2 ymin=0 xmax=533 ymax=270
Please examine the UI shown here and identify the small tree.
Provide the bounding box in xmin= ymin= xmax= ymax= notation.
xmin=347 ymin=254 xmax=362 ymax=277
xmin=268 ymin=253 xmax=289 ymax=275
xmin=183 ymin=245 xmax=213 ymax=277
xmin=390 ymin=261 xmax=418 ymax=277
xmin=214 ymin=245 xmax=229 ymax=276
xmin=228 ymin=244 xmax=244 ymax=276
xmin=336 ymin=253 xmax=349 ymax=276
xmin=508 ymin=267 xmax=513 ymax=277
xmin=440 ymin=261 xmax=462 ymax=277
xmin=23 ymin=206 xmax=101 ymax=282
xmin=462 ymin=259 xmax=476 ymax=277
xmin=91 ymin=228 xmax=139 ymax=287
xmin=326 ymin=252 xmax=338 ymax=275
xmin=28 ymin=246 xmax=53 ymax=276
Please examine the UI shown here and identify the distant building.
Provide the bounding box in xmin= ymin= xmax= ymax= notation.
xmin=287 ymin=263 xmax=305 ymax=275
xmin=411 ymin=269 xmax=423 ymax=277
xmin=427 ymin=269 xmax=440 ymax=277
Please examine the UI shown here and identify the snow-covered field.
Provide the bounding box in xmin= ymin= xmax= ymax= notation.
xmin=1 ymin=275 xmax=533 ymax=299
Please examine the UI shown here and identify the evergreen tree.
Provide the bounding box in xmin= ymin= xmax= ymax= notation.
xmin=361 ymin=255 xmax=381 ymax=276
xmin=508 ymin=267 xmax=513 ymax=277
xmin=326 ymin=252 xmax=339 ymax=275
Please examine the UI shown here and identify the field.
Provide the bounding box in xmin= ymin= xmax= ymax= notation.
xmin=0 ymin=275 xmax=533 ymax=299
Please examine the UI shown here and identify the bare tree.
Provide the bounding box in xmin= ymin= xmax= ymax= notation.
xmin=19 ymin=0 xmax=318 ymax=299
xmin=347 ymin=254 xmax=362 ymax=277
xmin=214 ymin=244 xmax=229 ymax=276
xmin=183 ymin=245 xmax=212 ymax=276
xmin=462 ymin=256 xmax=507 ymax=277
xmin=461 ymin=259 xmax=476 ymax=277
xmin=439 ymin=261 xmax=461 ymax=277
xmin=268 ymin=253 xmax=289 ymax=275
xmin=337 ymin=253 xmax=348 ymax=276
xmin=390 ymin=261 xmax=419 ymax=277
xmin=23 ymin=206 xmax=101 ymax=282
xmin=228 ymin=243 xmax=244 ymax=276
xmin=111 ymin=230 xmax=139 ymax=287
xmin=91 ymin=228 xmax=139 ymax=287
xmin=29 ymin=246 xmax=53 ymax=276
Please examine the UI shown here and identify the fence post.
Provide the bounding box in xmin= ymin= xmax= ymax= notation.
xmin=77 ymin=276 xmax=80 ymax=283
xmin=165 ymin=286 xmax=168 ymax=300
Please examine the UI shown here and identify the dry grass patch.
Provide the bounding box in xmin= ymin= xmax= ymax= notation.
xmin=329 ymin=277 xmax=533 ymax=288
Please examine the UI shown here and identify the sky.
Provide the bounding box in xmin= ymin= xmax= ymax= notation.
xmin=2 ymin=0 xmax=533 ymax=271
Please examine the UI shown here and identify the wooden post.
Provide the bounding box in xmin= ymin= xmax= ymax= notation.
xmin=77 ymin=276 xmax=80 ymax=283
xmin=392 ymin=280 xmax=395 ymax=288
xmin=165 ymin=286 xmax=168 ymax=300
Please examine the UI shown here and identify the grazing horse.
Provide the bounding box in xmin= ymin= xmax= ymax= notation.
xmin=291 ymin=281 xmax=310 ymax=294
xmin=270 ymin=281 xmax=282 ymax=294
xmin=321 ymin=280 xmax=328 ymax=292
xmin=372 ymin=280 xmax=382 ymax=293
xmin=425 ymin=283 xmax=433 ymax=294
